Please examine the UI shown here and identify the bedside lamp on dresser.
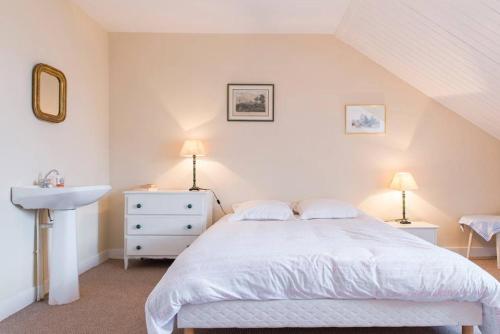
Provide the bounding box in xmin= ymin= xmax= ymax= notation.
xmin=180 ymin=139 xmax=206 ymax=191
xmin=123 ymin=190 xmax=212 ymax=269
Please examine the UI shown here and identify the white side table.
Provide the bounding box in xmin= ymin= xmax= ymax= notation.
xmin=459 ymin=215 xmax=500 ymax=268
xmin=465 ymin=228 xmax=500 ymax=268
xmin=383 ymin=221 xmax=438 ymax=245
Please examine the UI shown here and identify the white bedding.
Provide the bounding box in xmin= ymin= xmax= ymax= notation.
xmin=145 ymin=215 xmax=500 ymax=334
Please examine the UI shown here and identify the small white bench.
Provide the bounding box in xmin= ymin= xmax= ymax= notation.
xmin=459 ymin=215 xmax=500 ymax=268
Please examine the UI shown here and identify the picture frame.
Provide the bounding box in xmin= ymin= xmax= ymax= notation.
xmin=345 ymin=104 xmax=386 ymax=134
xmin=227 ymin=84 xmax=274 ymax=122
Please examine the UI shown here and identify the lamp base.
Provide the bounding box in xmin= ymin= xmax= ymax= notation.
xmin=399 ymin=219 xmax=412 ymax=224
xmin=189 ymin=186 xmax=201 ymax=192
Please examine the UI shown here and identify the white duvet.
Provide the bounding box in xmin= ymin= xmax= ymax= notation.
xmin=146 ymin=215 xmax=500 ymax=334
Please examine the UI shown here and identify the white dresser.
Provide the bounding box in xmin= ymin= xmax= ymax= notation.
xmin=384 ymin=221 xmax=439 ymax=244
xmin=123 ymin=190 xmax=212 ymax=269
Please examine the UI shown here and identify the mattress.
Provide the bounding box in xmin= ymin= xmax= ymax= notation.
xmin=177 ymin=299 xmax=482 ymax=328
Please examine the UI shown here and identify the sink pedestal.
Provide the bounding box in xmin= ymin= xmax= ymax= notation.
xmin=48 ymin=210 xmax=80 ymax=305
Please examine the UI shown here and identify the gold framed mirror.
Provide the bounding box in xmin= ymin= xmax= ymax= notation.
xmin=32 ymin=63 xmax=67 ymax=123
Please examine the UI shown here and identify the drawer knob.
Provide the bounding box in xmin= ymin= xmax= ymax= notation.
xmin=187 ymin=204 xmax=193 ymax=209
xmin=136 ymin=203 xmax=142 ymax=209
xmin=136 ymin=224 xmax=142 ymax=229
xmin=136 ymin=245 xmax=142 ymax=250
xmin=186 ymin=224 xmax=193 ymax=230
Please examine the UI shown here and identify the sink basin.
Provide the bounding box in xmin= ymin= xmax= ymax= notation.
xmin=11 ymin=185 xmax=111 ymax=210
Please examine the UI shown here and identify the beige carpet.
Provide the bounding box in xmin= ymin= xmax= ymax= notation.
xmin=0 ymin=258 xmax=497 ymax=334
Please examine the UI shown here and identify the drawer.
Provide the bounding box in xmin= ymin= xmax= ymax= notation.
xmin=126 ymin=215 xmax=204 ymax=235
xmin=404 ymin=228 xmax=437 ymax=244
xmin=127 ymin=194 xmax=203 ymax=215
xmin=126 ymin=236 xmax=196 ymax=256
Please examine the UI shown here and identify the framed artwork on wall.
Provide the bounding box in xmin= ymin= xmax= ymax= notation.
xmin=345 ymin=104 xmax=386 ymax=134
xmin=227 ymin=84 xmax=274 ymax=121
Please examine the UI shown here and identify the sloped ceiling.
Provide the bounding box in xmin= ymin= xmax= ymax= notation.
xmin=336 ymin=0 xmax=500 ymax=140
xmin=71 ymin=0 xmax=500 ymax=139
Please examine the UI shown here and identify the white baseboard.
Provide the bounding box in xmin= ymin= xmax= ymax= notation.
xmin=106 ymin=247 xmax=494 ymax=259
xmin=0 ymin=250 xmax=110 ymax=322
xmin=107 ymin=248 xmax=123 ymax=259
xmin=446 ymin=246 xmax=497 ymax=258
xmin=0 ymin=285 xmax=35 ymax=322
xmin=78 ymin=250 xmax=109 ymax=274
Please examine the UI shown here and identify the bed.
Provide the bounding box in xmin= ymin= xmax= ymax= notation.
xmin=145 ymin=214 xmax=500 ymax=334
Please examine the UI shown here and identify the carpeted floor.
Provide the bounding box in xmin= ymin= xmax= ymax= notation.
xmin=0 ymin=258 xmax=497 ymax=334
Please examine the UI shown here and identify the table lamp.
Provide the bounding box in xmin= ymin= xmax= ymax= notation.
xmin=180 ymin=139 xmax=206 ymax=191
xmin=390 ymin=172 xmax=418 ymax=224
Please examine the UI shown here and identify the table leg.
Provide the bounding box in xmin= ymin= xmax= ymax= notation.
xmin=466 ymin=229 xmax=473 ymax=259
xmin=496 ymin=234 xmax=499 ymax=269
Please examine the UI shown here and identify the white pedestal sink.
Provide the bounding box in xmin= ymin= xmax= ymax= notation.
xmin=11 ymin=185 xmax=111 ymax=305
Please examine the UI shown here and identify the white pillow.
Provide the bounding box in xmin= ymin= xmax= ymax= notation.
xmin=295 ymin=198 xmax=359 ymax=219
xmin=230 ymin=200 xmax=294 ymax=222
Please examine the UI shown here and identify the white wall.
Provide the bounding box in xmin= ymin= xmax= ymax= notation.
xmin=0 ymin=0 xmax=109 ymax=318
xmin=109 ymin=33 xmax=500 ymax=253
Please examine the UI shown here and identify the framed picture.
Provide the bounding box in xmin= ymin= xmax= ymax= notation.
xmin=345 ymin=104 xmax=386 ymax=134
xmin=227 ymin=84 xmax=274 ymax=122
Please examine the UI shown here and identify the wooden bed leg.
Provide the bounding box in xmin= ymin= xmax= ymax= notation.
xmin=184 ymin=329 xmax=195 ymax=334
xmin=462 ymin=325 xmax=473 ymax=334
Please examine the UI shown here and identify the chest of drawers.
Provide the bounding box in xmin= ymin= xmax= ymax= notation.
xmin=123 ymin=190 xmax=212 ymax=269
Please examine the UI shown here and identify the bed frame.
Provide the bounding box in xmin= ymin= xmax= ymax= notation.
xmin=177 ymin=299 xmax=481 ymax=334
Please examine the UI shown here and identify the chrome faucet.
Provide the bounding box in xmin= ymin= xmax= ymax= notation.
xmin=39 ymin=169 xmax=60 ymax=188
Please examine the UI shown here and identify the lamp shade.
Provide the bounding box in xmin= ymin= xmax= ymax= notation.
xmin=180 ymin=139 xmax=206 ymax=157
xmin=390 ymin=172 xmax=418 ymax=191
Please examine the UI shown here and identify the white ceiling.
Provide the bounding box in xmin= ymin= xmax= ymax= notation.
xmin=71 ymin=0 xmax=500 ymax=140
xmin=70 ymin=0 xmax=351 ymax=34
